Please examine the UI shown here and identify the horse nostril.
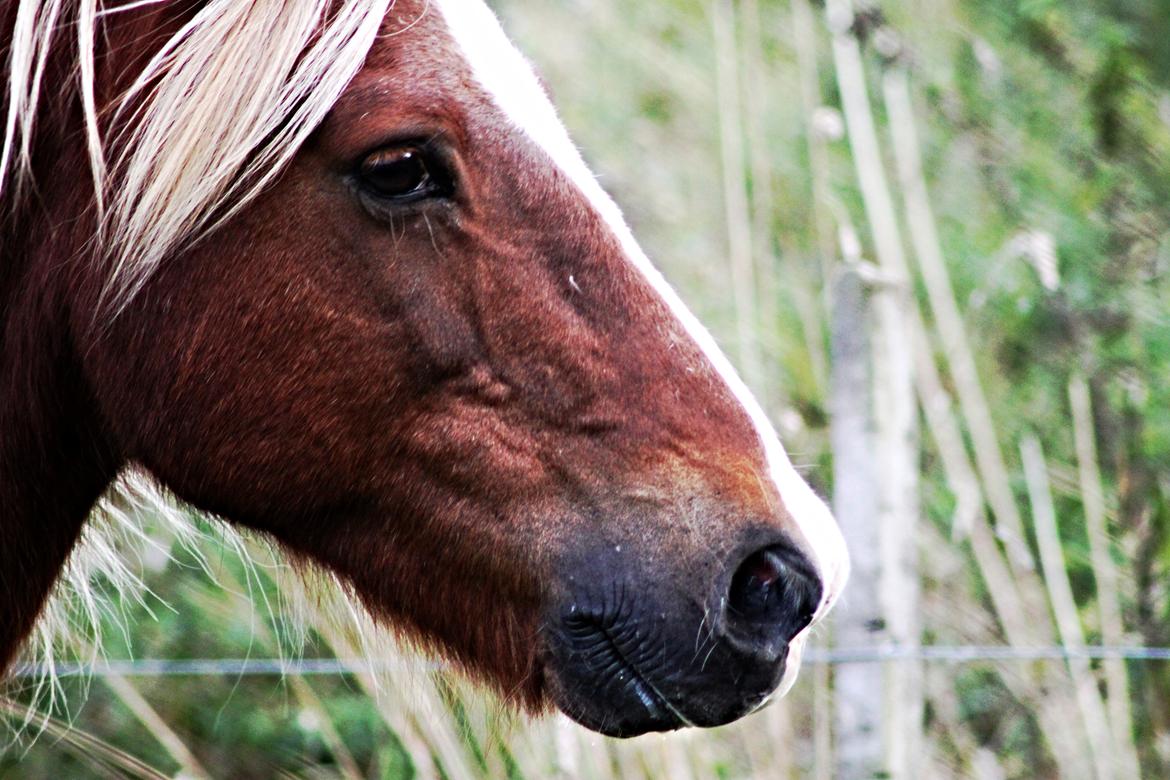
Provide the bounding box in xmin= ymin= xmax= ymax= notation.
xmin=725 ymin=544 xmax=822 ymax=649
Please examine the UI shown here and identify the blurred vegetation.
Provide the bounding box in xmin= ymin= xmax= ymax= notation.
xmin=4 ymin=0 xmax=1170 ymax=777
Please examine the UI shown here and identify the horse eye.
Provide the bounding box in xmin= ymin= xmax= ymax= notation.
xmin=358 ymin=147 xmax=443 ymax=202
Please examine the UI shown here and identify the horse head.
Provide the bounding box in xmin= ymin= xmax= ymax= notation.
xmin=0 ymin=0 xmax=847 ymax=737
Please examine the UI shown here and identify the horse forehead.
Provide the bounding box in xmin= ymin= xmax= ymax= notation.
xmin=328 ymin=1 xmax=516 ymax=142
xmin=343 ymin=4 xmax=463 ymax=99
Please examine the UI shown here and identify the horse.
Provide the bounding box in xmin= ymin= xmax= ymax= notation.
xmin=0 ymin=0 xmax=848 ymax=737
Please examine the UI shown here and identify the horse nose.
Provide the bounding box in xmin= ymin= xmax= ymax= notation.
xmin=723 ymin=543 xmax=822 ymax=659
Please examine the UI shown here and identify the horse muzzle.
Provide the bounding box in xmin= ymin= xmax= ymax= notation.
xmin=541 ymin=537 xmax=823 ymax=737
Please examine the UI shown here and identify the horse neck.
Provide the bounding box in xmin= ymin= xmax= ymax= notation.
xmin=0 ymin=207 xmax=118 ymax=674
xmin=0 ymin=6 xmax=153 ymax=673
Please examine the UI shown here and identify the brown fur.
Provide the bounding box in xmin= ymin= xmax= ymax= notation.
xmin=0 ymin=1 xmax=812 ymax=715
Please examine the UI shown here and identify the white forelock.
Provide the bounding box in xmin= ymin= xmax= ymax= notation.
xmin=2 ymin=0 xmax=392 ymax=316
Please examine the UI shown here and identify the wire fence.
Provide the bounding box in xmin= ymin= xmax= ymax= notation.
xmin=12 ymin=646 xmax=1170 ymax=679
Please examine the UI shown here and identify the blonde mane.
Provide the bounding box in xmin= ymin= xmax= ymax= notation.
xmin=3 ymin=0 xmax=392 ymax=313
xmin=1 ymin=0 xmax=395 ymax=729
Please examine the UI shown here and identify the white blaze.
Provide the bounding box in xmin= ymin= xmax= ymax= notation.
xmin=433 ymin=0 xmax=849 ymax=620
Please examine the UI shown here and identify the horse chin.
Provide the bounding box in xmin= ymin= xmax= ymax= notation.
xmin=543 ymin=665 xmax=688 ymax=738
xmin=540 ymin=630 xmax=789 ymax=738
xmin=537 ymin=591 xmax=794 ymax=738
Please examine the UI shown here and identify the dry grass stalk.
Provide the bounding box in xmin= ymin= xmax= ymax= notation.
xmin=711 ymin=0 xmax=766 ymax=397
xmin=913 ymin=318 xmax=1094 ymax=775
xmin=1069 ymin=372 xmax=1142 ymax=778
xmin=102 ymin=674 xmax=212 ymax=780
xmin=1 ymin=696 xmax=170 ymax=779
xmin=790 ymin=0 xmax=839 ymax=291
xmin=921 ymin=620 xmax=1005 ymax=779
xmin=739 ymin=0 xmax=784 ymax=405
xmin=880 ymin=68 xmax=1032 ymax=575
xmin=812 ymin=659 xmax=833 ymax=780
xmin=1020 ymin=434 xmax=1115 ymax=779
xmin=284 ymin=674 xmax=365 ymax=780
xmin=881 ymin=61 xmax=1102 ymax=775
xmin=312 ymin=621 xmax=476 ymax=780
xmin=740 ymin=0 xmax=831 ymax=410
xmin=922 ymin=518 xmax=1107 ymax=778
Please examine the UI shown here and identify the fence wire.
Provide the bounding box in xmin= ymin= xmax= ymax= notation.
xmin=11 ymin=646 xmax=1170 ymax=678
